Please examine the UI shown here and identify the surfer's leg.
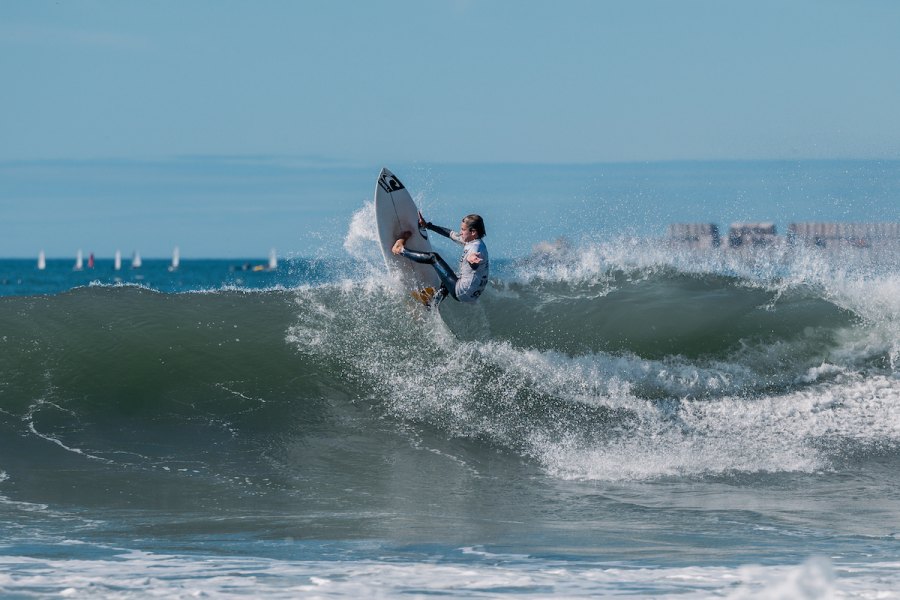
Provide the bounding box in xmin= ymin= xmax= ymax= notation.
xmin=430 ymin=255 xmax=459 ymax=300
xmin=399 ymin=249 xmax=459 ymax=300
xmin=433 ymin=285 xmax=449 ymax=305
xmin=399 ymin=248 xmax=436 ymax=264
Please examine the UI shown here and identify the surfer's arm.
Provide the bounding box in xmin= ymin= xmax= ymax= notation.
xmin=424 ymin=221 xmax=453 ymax=238
xmin=419 ymin=211 xmax=463 ymax=244
xmin=424 ymin=222 xmax=463 ymax=243
xmin=417 ymin=211 xmax=451 ymax=240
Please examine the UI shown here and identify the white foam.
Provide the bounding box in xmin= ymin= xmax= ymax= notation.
xmin=536 ymin=373 xmax=900 ymax=481
xmin=373 ymin=329 xmax=900 ymax=479
xmin=0 ymin=472 xmax=51 ymax=514
xmin=0 ymin=550 xmax=895 ymax=598
xmin=342 ymin=200 xmax=379 ymax=257
xmin=284 ymin=234 xmax=900 ymax=481
xmin=513 ymin=236 xmax=900 ymax=310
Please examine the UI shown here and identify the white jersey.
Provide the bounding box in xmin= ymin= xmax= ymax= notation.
xmin=449 ymin=232 xmax=489 ymax=302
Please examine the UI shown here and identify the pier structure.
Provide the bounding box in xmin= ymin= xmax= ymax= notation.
xmin=787 ymin=222 xmax=900 ymax=248
xmin=666 ymin=223 xmax=721 ymax=249
xmin=667 ymin=222 xmax=899 ymax=250
xmin=727 ymin=222 xmax=778 ymax=248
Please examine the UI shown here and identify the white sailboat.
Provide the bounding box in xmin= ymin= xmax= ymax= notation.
xmin=131 ymin=251 xmax=142 ymax=269
xmin=37 ymin=250 xmax=46 ymax=271
xmin=168 ymin=246 xmax=180 ymax=272
xmin=114 ymin=250 xmax=122 ymax=271
xmin=74 ymin=249 xmax=84 ymax=271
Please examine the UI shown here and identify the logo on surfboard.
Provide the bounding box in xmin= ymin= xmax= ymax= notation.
xmin=378 ymin=171 xmax=405 ymax=193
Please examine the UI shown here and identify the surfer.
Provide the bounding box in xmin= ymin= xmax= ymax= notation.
xmin=392 ymin=212 xmax=489 ymax=304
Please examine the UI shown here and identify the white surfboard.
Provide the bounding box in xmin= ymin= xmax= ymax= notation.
xmin=374 ymin=168 xmax=440 ymax=292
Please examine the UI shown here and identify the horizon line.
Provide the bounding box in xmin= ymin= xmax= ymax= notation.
xmin=3 ymin=155 xmax=900 ymax=169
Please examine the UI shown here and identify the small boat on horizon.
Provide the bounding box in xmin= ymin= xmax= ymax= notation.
xmin=252 ymin=248 xmax=278 ymax=272
xmin=131 ymin=251 xmax=142 ymax=269
xmin=74 ymin=249 xmax=84 ymax=271
xmin=114 ymin=250 xmax=122 ymax=271
xmin=37 ymin=250 xmax=46 ymax=271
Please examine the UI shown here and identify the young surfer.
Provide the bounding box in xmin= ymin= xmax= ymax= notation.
xmin=392 ymin=212 xmax=489 ymax=304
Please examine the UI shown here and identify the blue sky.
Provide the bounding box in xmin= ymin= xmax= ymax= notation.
xmin=2 ymin=1 xmax=899 ymax=257
xmin=3 ymin=0 xmax=900 ymax=163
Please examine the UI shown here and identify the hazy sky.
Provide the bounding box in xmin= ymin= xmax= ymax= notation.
xmin=2 ymin=1 xmax=900 ymax=258
xmin=3 ymin=0 xmax=900 ymax=164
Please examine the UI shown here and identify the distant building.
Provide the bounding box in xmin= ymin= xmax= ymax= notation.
xmin=728 ymin=222 xmax=778 ymax=248
xmin=788 ymin=222 xmax=900 ymax=248
xmin=667 ymin=223 xmax=720 ymax=249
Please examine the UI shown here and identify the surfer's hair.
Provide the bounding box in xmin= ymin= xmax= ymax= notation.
xmin=463 ymin=214 xmax=486 ymax=238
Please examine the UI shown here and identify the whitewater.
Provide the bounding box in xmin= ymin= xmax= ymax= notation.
xmin=2 ymin=163 xmax=900 ymax=598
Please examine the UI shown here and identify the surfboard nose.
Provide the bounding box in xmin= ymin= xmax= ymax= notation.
xmin=378 ymin=167 xmax=405 ymax=193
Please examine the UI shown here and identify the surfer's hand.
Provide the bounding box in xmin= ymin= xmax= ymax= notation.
xmin=418 ymin=211 xmax=426 ymax=228
xmin=467 ymin=252 xmax=482 ymax=265
xmin=392 ymin=235 xmax=409 ymax=255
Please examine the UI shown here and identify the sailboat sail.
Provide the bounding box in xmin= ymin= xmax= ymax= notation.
xmin=74 ymin=250 xmax=84 ymax=271
xmin=132 ymin=251 xmax=142 ymax=269
xmin=114 ymin=250 xmax=122 ymax=271
xmin=37 ymin=250 xmax=46 ymax=271
xmin=268 ymin=248 xmax=277 ymax=270
xmin=170 ymin=247 xmax=180 ymax=270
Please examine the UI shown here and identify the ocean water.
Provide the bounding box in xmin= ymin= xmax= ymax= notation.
xmin=2 ymin=161 xmax=900 ymax=597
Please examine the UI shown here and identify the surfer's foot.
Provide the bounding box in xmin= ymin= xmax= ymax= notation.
xmin=411 ymin=287 xmax=437 ymax=306
xmin=392 ymin=231 xmax=412 ymax=255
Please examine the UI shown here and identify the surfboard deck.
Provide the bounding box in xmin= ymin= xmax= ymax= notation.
xmin=374 ymin=168 xmax=441 ymax=299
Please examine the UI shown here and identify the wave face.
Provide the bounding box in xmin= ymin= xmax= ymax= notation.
xmin=2 ymin=241 xmax=897 ymax=501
